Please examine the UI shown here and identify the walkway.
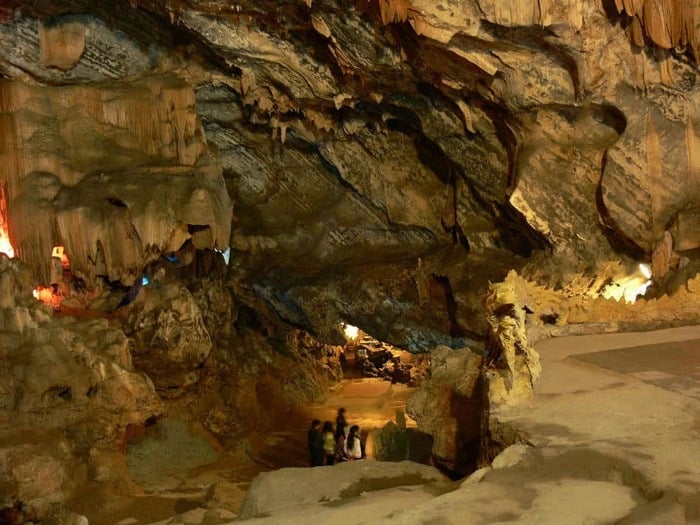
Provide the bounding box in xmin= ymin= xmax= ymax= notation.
xmin=489 ymin=325 xmax=700 ymax=519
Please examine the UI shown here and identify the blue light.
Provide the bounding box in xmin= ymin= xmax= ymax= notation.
xmin=141 ymin=275 xmax=150 ymax=286
xmin=215 ymin=246 xmax=231 ymax=265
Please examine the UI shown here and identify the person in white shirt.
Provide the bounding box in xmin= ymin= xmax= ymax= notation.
xmin=343 ymin=425 xmax=363 ymax=460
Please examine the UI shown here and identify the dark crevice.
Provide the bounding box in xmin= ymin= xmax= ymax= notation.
xmin=596 ymin=152 xmax=647 ymax=259
xmin=493 ymin=202 xmax=552 ymax=256
xmin=107 ymin=196 xmax=128 ymax=208
xmin=433 ymin=275 xmax=466 ymax=339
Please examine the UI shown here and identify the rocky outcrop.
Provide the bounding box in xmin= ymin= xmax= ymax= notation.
xmin=125 ymin=282 xmax=212 ymax=393
xmin=369 ymin=411 xmax=433 ymax=464
xmin=239 ymin=460 xmax=448 ymax=519
xmin=0 ymin=0 xmax=698 ymax=349
xmin=406 ymin=275 xmax=542 ymax=477
xmin=406 ymin=345 xmax=486 ymax=476
xmin=484 ymin=279 xmax=541 ymax=406
xmin=0 ymin=256 xmax=163 ymax=520
xmin=499 ymin=269 xmax=700 ymax=342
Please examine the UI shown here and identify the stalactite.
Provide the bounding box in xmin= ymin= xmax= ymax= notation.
xmin=615 ymin=0 xmax=699 ymax=61
xmin=378 ymin=0 xmax=410 ymax=25
xmin=0 ymin=76 xmax=231 ymax=286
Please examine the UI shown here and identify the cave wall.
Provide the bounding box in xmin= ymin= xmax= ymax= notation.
xmin=0 ymin=0 xmax=698 ymax=347
xmin=1 ymin=1 xmax=700 ymax=518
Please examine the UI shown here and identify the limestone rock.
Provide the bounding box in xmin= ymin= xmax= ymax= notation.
xmin=0 ymin=257 xmax=162 ymax=520
xmin=484 ymin=277 xmax=541 ymax=406
xmin=0 ymin=9 xmax=158 ymax=83
xmin=406 ymin=345 xmax=485 ymax=476
xmin=239 ymin=460 xmax=447 ymax=519
xmin=0 ymin=436 xmax=80 ymax=520
xmin=370 ymin=416 xmax=433 ymax=464
xmin=0 ymin=259 xmax=163 ymax=435
xmin=0 ymin=0 xmax=699 ymax=350
xmin=205 ymin=480 xmax=247 ymax=514
xmin=1 ymin=75 xmax=231 ymax=286
xmin=39 ymin=18 xmax=86 ymax=70
xmin=491 ymin=443 xmax=534 ymax=469
xmin=127 ymin=283 xmax=212 ymax=392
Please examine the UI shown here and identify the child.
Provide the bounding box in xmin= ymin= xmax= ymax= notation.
xmin=322 ymin=421 xmax=335 ymax=465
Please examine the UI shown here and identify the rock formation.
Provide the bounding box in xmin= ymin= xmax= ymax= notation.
xmin=0 ymin=256 xmax=163 ymax=520
xmin=1 ymin=0 xmax=700 ymax=521
xmin=0 ymin=0 xmax=696 ymax=349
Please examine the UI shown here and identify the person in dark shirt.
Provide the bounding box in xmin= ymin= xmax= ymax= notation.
xmin=335 ymin=408 xmax=347 ymax=441
xmin=307 ymin=419 xmax=324 ymax=467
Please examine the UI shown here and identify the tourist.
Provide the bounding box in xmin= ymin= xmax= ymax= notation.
xmin=343 ymin=424 xmax=363 ymax=460
xmin=335 ymin=407 xmax=347 ymax=440
xmin=335 ymin=425 xmax=348 ymax=463
xmin=322 ymin=421 xmax=335 ymax=465
xmin=307 ymin=419 xmax=324 ymax=467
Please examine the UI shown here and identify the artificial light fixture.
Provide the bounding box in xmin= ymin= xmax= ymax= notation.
xmin=342 ymin=323 xmax=359 ymax=341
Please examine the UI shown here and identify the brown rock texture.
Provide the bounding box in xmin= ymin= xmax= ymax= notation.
xmin=0 ymin=0 xmax=697 ymax=349
xmin=0 ymin=3 xmax=700 ymax=518
xmin=0 ymin=256 xmax=163 ymax=518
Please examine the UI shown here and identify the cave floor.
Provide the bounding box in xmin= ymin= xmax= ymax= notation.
xmin=72 ymin=326 xmax=700 ymax=524
xmin=70 ymin=377 xmax=415 ymax=524
xmin=487 ymin=324 xmax=700 ymax=523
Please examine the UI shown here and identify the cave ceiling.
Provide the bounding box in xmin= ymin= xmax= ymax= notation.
xmin=0 ymin=0 xmax=699 ymax=349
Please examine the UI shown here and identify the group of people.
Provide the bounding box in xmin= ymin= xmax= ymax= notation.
xmin=307 ymin=407 xmax=364 ymax=466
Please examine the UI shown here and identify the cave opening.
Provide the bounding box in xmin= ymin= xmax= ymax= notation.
xmin=297 ymin=321 xmax=434 ymax=466
xmin=338 ymin=322 xmax=428 ymax=386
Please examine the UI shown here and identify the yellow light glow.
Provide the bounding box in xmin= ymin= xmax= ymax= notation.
xmin=600 ymin=263 xmax=652 ymax=304
xmin=639 ymin=263 xmax=652 ymax=279
xmin=343 ymin=323 xmax=359 ymax=340
xmin=33 ymin=285 xmax=62 ymax=310
xmin=52 ymin=245 xmax=71 ymax=268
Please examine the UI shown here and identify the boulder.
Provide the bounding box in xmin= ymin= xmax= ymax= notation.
xmin=239 ymin=460 xmax=447 ymax=519
xmin=407 ymin=345 xmax=484 ymax=476
xmin=127 ymin=283 xmax=212 ymax=392
xmin=370 ymin=415 xmax=433 ymax=464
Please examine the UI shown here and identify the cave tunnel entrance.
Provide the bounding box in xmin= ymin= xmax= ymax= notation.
xmin=307 ymin=322 xmax=433 ymax=463
xmin=338 ymin=322 xmax=428 ymax=386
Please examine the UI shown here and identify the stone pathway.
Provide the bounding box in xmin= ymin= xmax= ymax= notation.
xmin=574 ymin=338 xmax=700 ymax=400
xmin=496 ymin=325 xmax=700 ymax=507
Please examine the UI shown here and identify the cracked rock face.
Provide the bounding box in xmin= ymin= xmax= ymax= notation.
xmin=0 ymin=0 xmax=698 ymax=349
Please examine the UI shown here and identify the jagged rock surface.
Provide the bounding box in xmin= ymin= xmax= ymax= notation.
xmin=0 ymin=4 xmax=698 ymax=523
xmin=0 ymin=0 xmax=698 ymax=349
xmin=0 ymin=256 xmax=163 ymax=519
xmin=125 ymin=282 xmax=212 ymax=392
